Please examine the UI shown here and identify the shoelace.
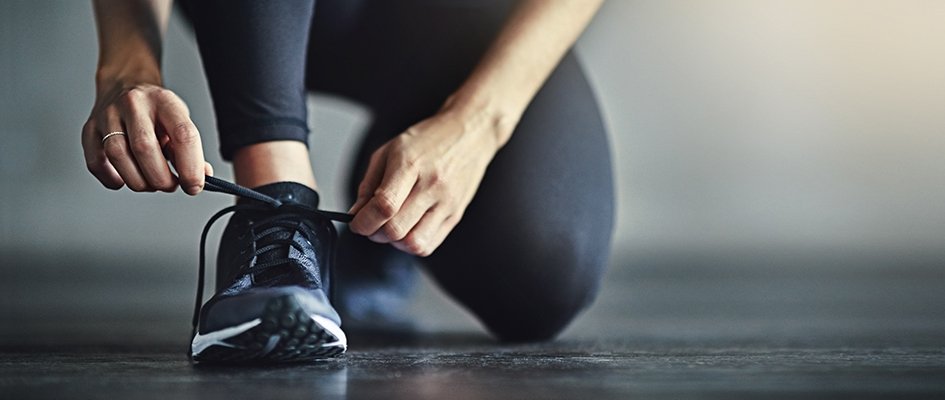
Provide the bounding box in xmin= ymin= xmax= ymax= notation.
xmin=191 ymin=176 xmax=352 ymax=341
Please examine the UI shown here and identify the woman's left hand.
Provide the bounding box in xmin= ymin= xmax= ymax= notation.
xmin=348 ymin=106 xmax=508 ymax=257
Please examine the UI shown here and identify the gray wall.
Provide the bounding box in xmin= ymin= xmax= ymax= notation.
xmin=2 ymin=0 xmax=944 ymax=268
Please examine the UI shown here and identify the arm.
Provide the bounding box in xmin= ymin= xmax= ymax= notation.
xmin=348 ymin=0 xmax=603 ymax=256
xmin=448 ymin=0 xmax=605 ymax=149
xmin=92 ymin=0 xmax=168 ymax=89
xmin=83 ymin=0 xmax=208 ymax=195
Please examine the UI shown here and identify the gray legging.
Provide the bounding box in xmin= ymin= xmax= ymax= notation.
xmin=181 ymin=0 xmax=614 ymax=341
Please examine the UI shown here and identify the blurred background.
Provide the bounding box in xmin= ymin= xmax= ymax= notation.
xmin=1 ymin=0 xmax=943 ymax=345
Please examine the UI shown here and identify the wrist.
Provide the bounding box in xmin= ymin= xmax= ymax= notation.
xmin=95 ymin=69 xmax=162 ymax=94
xmin=441 ymin=87 xmax=521 ymax=152
xmin=95 ymin=60 xmax=162 ymax=96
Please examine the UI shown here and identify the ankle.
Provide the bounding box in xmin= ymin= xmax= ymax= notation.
xmin=232 ymin=141 xmax=317 ymax=189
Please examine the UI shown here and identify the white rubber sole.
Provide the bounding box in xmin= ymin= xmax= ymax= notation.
xmin=191 ymin=295 xmax=347 ymax=363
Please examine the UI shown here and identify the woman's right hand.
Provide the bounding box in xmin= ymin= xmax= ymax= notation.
xmin=81 ymin=82 xmax=211 ymax=195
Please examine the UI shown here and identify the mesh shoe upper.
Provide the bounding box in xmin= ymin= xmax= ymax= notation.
xmin=192 ymin=179 xmax=349 ymax=335
xmin=189 ymin=177 xmax=353 ymax=362
xmin=215 ymin=182 xmax=336 ymax=295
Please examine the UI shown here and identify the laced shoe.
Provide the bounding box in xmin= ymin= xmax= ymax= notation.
xmin=190 ymin=176 xmax=352 ymax=363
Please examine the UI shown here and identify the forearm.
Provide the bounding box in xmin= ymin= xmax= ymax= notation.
xmin=92 ymin=0 xmax=172 ymax=89
xmin=446 ymin=0 xmax=604 ymax=149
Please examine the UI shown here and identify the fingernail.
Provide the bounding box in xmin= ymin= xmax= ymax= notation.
xmin=188 ymin=185 xmax=202 ymax=195
xmin=348 ymin=201 xmax=362 ymax=213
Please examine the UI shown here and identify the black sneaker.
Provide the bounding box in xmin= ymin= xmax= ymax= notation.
xmin=190 ymin=176 xmax=352 ymax=363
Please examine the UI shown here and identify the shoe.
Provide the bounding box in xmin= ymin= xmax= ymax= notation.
xmin=190 ymin=176 xmax=352 ymax=363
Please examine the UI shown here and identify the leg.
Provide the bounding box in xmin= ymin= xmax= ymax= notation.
xmin=425 ymin=54 xmax=615 ymax=341
xmin=306 ymin=1 xmax=516 ymax=330
xmin=180 ymin=1 xmax=350 ymax=363
xmin=309 ymin=2 xmax=614 ymax=341
xmin=232 ymin=141 xmax=316 ymax=189
xmin=179 ymin=0 xmax=317 ymax=188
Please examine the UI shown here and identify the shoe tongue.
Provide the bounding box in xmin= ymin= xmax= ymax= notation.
xmin=242 ymin=182 xmax=322 ymax=287
xmin=245 ymin=182 xmax=320 ymax=208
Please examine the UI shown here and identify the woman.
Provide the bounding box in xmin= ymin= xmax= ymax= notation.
xmin=83 ymin=0 xmax=614 ymax=363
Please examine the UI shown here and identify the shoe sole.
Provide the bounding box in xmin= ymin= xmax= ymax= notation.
xmin=191 ymin=294 xmax=346 ymax=363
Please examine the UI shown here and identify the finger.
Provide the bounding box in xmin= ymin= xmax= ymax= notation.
xmin=349 ymin=149 xmax=387 ymax=215
xmin=100 ymin=108 xmax=151 ymax=192
xmin=155 ymin=94 xmax=205 ymax=195
xmin=349 ymin=152 xmax=419 ymax=236
xmin=394 ymin=209 xmax=459 ymax=257
xmin=121 ymin=99 xmax=177 ymax=192
xmin=104 ymin=136 xmax=152 ymax=192
xmin=82 ymin=119 xmax=124 ymax=190
xmin=162 ymin=144 xmax=214 ymax=186
xmin=372 ymin=190 xmax=436 ymax=243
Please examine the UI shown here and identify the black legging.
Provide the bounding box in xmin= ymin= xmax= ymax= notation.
xmin=181 ymin=0 xmax=614 ymax=341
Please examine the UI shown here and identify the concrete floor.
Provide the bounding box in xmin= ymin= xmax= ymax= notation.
xmin=2 ymin=248 xmax=945 ymax=399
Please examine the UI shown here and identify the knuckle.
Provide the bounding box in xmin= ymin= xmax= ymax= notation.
xmin=82 ymin=120 xmax=95 ymax=136
xmin=153 ymin=87 xmax=178 ymax=102
xmin=372 ymin=191 xmax=399 ymax=218
xmin=85 ymin=159 xmax=102 ymax=174
xmin=119 ymin=88 xmax=144 ymax=105
xmin=428 ymin=170 xmax=446 ymax=188
xmin=103 ymin=141 xmax=125 ymax=159
xmin=357 ymin=181 xmax=373 ymax=197
xmin=170 ymin=122 xmax=199 ymax=144
xmin=154 ymin=180 xmax=176 ymax=192
xmin=126 ymin=180 xmax=149 ymax=192
xmin=403 ymin=236 xmax=427 ymax=256
xmin=129 ymin=138 xmax=155 ymax=156
xmin=444 ymin=213 xmax=462 ymax=228
xmin=405 ymin=161 xmax=420 ymax=175
xmin=149 ymin=174 xmax=176 ymax=191
xmin=382 ymin=222 xmax=407 ymax=241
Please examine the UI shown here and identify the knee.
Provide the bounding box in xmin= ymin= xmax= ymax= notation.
xmin=475 ymin=247 xmax=605 ymax=342
xmin=481 ymin=285 xmax=598 ymax=343
xmin=432 ymin=216 xmax=612 ymax=342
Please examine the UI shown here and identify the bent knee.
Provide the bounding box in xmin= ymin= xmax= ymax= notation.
xmin=478 ymin=283 xmax=599 ymax=343
xmin=433 ymin=225 xmax=611 ymax=342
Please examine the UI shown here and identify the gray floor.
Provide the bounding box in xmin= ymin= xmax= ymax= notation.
xmin=2 ymin=248 xmax=945 ymax=399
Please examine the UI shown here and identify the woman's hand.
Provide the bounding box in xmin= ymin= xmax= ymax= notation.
xmin=348 ymin=105 xmax=509 ymax=257
xmin=81 ymin=81 xmax=211 ymax=194
xmin=85 ymin=0 xmax=209 ymax=195
xmin=347 ymin=0 xmax=603 ymax=255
